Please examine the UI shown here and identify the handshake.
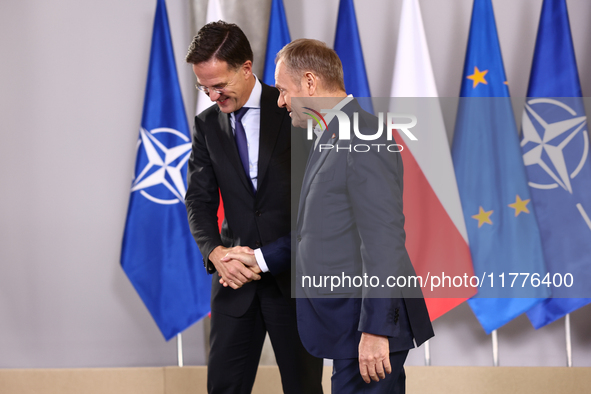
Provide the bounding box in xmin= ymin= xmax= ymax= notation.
xmin=209 ymin=245 xmax=262 ymax=289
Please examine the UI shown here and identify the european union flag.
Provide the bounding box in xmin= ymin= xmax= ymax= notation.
xmin=262 ymin=0 xmax=290 ymax=86
xmin=121 ymin=0 xmax=211 ymax=340
xmin=452 ymin=0 xmax=549 ymax=334
xmin=334 ymin=0 xmax=373 ymax=113
xmin=522 ymin=0 xmax=591 ymax=329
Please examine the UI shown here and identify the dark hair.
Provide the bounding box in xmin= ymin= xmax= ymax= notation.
xmin=186 ymin=21 xmax=253 ymax=69
xmin=276 ymin=39 xmax=345 ymax=92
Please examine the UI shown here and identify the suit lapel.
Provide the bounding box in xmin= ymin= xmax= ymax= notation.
xmin=215 ymin=108 xmax=254 ymax=194
xmin=296 ymin=99 xmax=360 ymax=228
xmin=297 ymin=121 xmax=339 ymax=226
xmin=257 ymin=84 xmax=283 ymax=192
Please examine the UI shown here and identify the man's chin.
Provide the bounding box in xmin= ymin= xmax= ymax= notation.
xmin=215 ymin=97 xmax=234 ymax=113
xmin=289 ymin=112 xmax=307 ymax=128
xmin=291 ymin=119 xmax=307 ymax=128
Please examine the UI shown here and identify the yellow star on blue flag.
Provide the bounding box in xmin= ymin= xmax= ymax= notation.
xmin=472 ymin=206 xmax=493 ymax=227
xmin=508 ymin=195 xmax=530 ymax=216
xmin=467 ymin=66 xmax=488 ymax=88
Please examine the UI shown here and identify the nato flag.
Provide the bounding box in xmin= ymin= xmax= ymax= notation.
xmin=452 ymin=0 xmax=548 ymax=334
xmin=522 ymin=0 xmax=591 ymax=329
xmin=121 ymin=0 xmax=211 ymax=340
xmin=262 ymin=0 xmax=290 ymax=86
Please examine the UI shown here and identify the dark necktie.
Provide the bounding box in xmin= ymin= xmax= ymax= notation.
xmin=233 ymin=107 xmax=253 ymax=190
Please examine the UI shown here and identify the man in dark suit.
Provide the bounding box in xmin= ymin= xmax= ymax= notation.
xmin=272 ymin=39 xmax=434 ymax=393
xmin=184 ymin=23 xmax=323 ymax=394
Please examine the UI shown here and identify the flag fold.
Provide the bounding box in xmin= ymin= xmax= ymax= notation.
xmin=262 ymin=0 xmax=290 ymax=86
xmin=334 ymin=0 xmax=373 ymax=113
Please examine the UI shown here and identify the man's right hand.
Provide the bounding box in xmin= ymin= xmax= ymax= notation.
xmin=209 ymin=246 xmax=261 ymax=289
xmin=358 ymin=332 xmax=391 ymax=383
xmin=221 ymin=249 xmax=260 ymax=274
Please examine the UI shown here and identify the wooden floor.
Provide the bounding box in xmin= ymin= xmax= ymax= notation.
xmin=1 ymin=366 xmax=590 ymax=393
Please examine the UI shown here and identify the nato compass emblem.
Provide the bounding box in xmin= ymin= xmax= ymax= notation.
xmin=521 ymin=98 xmax=588 ymax=194
xmin=131 ymin=127 xmax=192 ymax=205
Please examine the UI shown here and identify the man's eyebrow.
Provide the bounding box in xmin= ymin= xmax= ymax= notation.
xmin=196 ymin=81 xmax=225 ymax=88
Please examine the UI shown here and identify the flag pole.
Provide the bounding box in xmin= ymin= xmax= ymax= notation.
xmin=424 ymin=339 xmax=431 ymax=366
xmin=565 ymin=314 xmax=572 ymax=367
xmin=177 ymin=333 xmax=184 ymax=367
xmin=491 ymin=329 xmax=499 ymax=366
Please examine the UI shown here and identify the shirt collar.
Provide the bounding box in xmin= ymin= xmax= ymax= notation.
xmin=242 ymin=75 xmax=262 ymax=109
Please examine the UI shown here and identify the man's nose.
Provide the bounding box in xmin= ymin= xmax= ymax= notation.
xmin=208 ymin=90 xmax=221 ymax=101
xmin=277 ymin=95 xmax=285 ymax=108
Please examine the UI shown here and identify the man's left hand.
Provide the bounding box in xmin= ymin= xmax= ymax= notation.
xmin=358 ymin=332 xmax=391 ymax=384
xmin=221 ymin=249 xmax=261 ymax=274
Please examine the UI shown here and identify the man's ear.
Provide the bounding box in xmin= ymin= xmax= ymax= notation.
xmin=304 ymin=71 xmax=318 ymax=96
xmin=241 ymin=60 xmax=253 ymax=79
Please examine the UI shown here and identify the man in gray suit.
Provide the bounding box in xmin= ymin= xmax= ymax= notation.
xmin=227 ymin=38 xmax=433 ymax=392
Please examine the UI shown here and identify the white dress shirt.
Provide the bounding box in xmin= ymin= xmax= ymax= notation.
xmin=229 ymin=77 xmax=271 ymax=273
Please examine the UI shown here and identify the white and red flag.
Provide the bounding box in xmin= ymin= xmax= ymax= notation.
xmin=391 ymin=0 xmax=475 ymax=320
xmin=195 ymin=0 xmax=224 ymax=116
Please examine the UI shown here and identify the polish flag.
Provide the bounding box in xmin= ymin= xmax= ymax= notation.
xmin=391 ymin=0 xmax=475 ymax=320
xmin=195 ymin=0 xmax=224 ymax=117
xmin=194 ymin=0 xmax=225 ymax=229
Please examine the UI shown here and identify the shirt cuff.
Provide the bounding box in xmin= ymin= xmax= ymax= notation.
xmin=254 ymin=248 xmax=270 ymax=273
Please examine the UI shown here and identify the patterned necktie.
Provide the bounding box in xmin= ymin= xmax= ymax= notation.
xmin=233 ymin=107 xmax=253 ymax=190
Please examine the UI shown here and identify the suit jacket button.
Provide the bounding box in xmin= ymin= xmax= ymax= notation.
xmin=255 ymin=241 xmax=261 ymax=247
xmin=297 ymin=236 xmax=302 ymax=242
xmin=255 ymin=210 xmax=262 ymax=216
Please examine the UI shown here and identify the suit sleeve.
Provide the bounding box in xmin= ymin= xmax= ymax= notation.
xmin=185 ymin=115 xmax=222 ymax=273
xmin=259 ymin=233 xmax=291 ymax=275
xmin=345 ymin=120 xmax=415 ymax=337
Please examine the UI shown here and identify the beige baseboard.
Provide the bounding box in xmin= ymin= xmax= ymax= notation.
xmin=405 ymin=366 xmax=591 ymax=394
xmin=1 ymin=366 xmax=590 ymax=394
xmin=0 ymin=367 xmax=164 ymax=394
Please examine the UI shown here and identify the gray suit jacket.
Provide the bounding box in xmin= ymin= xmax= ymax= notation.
xmin=295 ymin=99 xmax=434 ymax=359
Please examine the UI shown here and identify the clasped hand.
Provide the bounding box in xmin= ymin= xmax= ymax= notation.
xmin=209 ymin=245 xmax=261 ymax=289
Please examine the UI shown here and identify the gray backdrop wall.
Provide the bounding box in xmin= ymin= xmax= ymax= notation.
xmin=1 ymin=0 xmax=590 ymax=369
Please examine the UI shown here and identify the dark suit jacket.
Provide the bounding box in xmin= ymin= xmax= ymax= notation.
xmin=185 ymin=82 xmax=293 ymax=317
xmin=295 ymin=99 xmax=434 ymax=359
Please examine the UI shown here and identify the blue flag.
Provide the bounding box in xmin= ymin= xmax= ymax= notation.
xmin=121 ymin=0 xmax=211 ymax=341
xmin=262 ymin=0 xmax=290 ymax=86
xmin=522 ymin=0 xmax=591 ymax=329
xmin=334 ymin=0 xmax=373 ymax=113
xmin=452 ymin=0 xmax=549 ymax=334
